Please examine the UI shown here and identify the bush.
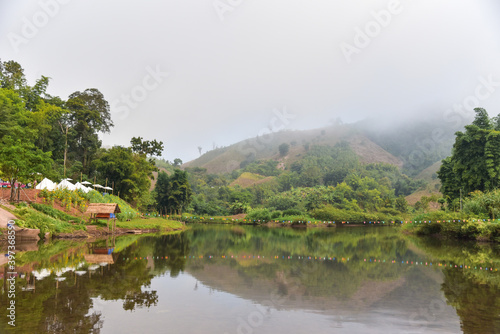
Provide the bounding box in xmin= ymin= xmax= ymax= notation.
xmin=271 ymin=211 xmax=282 ymax=219
xmin=14 ymin=207 xmax=86 ymax=236
xmin=246 ymin=208 xmax=272 ymax=222
xmin=283 ymin=209 xmax=303 ymax=216
xmin=310 ymin=205 xmax=402 ymax=223
xmin=31 ymin=203 xmax=84 ymax=224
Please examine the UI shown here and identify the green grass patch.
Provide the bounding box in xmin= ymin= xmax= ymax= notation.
xmin=114 ymin=218 xmax=185 ymax=231
xmin=30 ymin=203 xmax=85 ymax=224
xmin=14 ymin=207 xmax=86 ymax=236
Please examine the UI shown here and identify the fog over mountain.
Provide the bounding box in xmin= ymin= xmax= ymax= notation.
xmin=1 ymin=0 xmax=500 ymax=162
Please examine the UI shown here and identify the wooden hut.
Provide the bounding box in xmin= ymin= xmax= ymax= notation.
xmin=84 ymin=254 xmax=114 ymax=264
xmin=86 ymin=203 xmax=121 ymax=231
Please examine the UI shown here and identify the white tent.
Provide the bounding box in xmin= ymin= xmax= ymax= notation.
xmin=56 ymin=179 xmax=76 ymax=191
xmin=35 ymin=178 xmax=56 ymax=191
xmin=74 ymin=182 xmax=91 ymax=193
xmin=32 ymin=269 xmax=52 ymax=280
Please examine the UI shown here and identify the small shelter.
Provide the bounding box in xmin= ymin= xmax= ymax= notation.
xmin=86 ymin=203 xmax=121 ymax=231
xmin=36 ymin=178 xmax=56 ymax=191
xmin=74 ymin=182 xmax=91 ymax=193
xmin=84 ymin=254 xmax=115 ymax=265
xmin=56 ymin=179 xmax=76 ymax=191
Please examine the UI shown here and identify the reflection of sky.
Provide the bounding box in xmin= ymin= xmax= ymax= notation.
xmin=91 ymin=269 xmax=461 ymax=334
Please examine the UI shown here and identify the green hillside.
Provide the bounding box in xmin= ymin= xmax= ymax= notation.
xmin=183 ymin=124 xmax=403 ymax=174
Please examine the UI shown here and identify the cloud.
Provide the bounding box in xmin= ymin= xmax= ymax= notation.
xmin=1 ymin=0 xmax=500 ymax=162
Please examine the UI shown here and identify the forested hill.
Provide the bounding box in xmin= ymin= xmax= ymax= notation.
xmin=183 ymin=114 xmax=467 ymax=176
xmin=183 ymin=125 xmax=402 ymax=174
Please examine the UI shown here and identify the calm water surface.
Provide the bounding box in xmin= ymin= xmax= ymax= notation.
xmin=1 ymin=224 xmax=499 ymax=333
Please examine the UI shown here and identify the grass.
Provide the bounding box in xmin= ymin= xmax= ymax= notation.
xmin=30 ymin=203 xmax=85 ymax=224
xmin=91 ymin=217 xmax=185 ymax=231
xmin=14 ymin=206 xmax=86 ymax=236
xmin=230 ymin=172 xmax=275 ymax=188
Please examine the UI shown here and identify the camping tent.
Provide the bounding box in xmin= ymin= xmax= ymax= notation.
xmin=35 ymin=178 xmax=56 ymax=191
xmin=74 ymin=182 xmax=91 ymax=193
xmin=56 ymin=179 xmax=76 ymax=191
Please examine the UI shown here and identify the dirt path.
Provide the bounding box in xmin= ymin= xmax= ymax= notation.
xmin=0 ymin=206 xmax=18 ymax=228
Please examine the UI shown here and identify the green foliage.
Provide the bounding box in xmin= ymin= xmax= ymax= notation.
xmin=283 ymin=208 xmax=303 ymax=216
xmin=278 ymin=143 xmax=290 ymax=156
xmin=242 ymin=160 xmax=281 ymax=176
xmin=310 ymin=205 xmax=401 ymax=223
xmin=438 ymin=108 xmax=500 ymax=202
xmin=130 ymin=136 xmax=164 ymax=156
xmin=463 ymin=189 xmax=500 ymax=219
xmin=395 ymin=195 xmax=408 ymax=213
xmin=155 ymin=169 xmax=192 ymax=215
xmin=30 ymin=203 xmax=84 ymax=224
xmin=93 ymin=145 xmax=156 ymax=207
xmin=14 ymin=207 xmax=86 ymax=236
xmin=37 ymin=188 xmax=88 ymax=212
xmin=66 ymin=88 xmax=113 ymax=172
xmin=0 ymin=135 xmax=52 ymax=200
xmin=246 ymin=208 xmax=272 ymax=221
xmin=270 ymin=211 xmax=282 ymax=219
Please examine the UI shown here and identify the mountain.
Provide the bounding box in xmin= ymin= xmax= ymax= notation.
xmin=183 ymin=124 xmax=403 ymax=174
xmin=183 ymin=113 xmax=466 ymax=177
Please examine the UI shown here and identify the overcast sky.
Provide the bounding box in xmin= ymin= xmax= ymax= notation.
xmin=1 ymin=0 xmax=500 ymax=162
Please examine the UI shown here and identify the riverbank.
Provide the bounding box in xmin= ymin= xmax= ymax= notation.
xmin=55 ymin=218 xmax=187 ymax=239
xmin=0 ymin=215 xmax=187 ymax=241
xmin=401 ymin=219 xmax=500 ymax=243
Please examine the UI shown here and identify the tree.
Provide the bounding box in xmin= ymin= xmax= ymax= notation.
xmin=395 ymin=195 xmax=408 ymax=213
xmin=169 ymin=169 xmax=192 ymax=215
xmin=472 ymin=107 xmax=491 ymax=129
xmin=279 ymin=143 xmax=290 ymax=157
xmin=130 ymin=137 xmax=164 ymax=157
xmin=66 ymin=88 xmax=113 ymax=172
xmin=438 ymin=108 xmax=500 ymax=203
xmin=93 ymin=145 xmax=156 ymax=206
xmin=0 ymin=60 xmax=26 ymax=90
xmin=173 ymin=158 xmax=183 ymax=168
xmin=155 ymin=171 xmax=171 ymax=214
xmin=155 ymin=169 xmax=192 ymax=215
xmin=0 ymin=136 xmax=52 ymax=200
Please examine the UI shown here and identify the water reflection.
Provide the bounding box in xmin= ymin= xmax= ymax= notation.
xmin=0 ymin=225 xmax=498 ymax=333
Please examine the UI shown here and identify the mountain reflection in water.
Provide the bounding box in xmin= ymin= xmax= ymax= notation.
xmin=0 ymin=225 xmax=499 ymax=333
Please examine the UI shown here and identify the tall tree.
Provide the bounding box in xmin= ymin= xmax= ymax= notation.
xmin=93 ymin=145 xmax=156 ymax=206
xmin=438 ymin=108 xmax=500 ymax=203
xmin=66 ymin=88 xmax=113 ymax=172
xmin=155 ymin=169 xmax=192 ymax=215
xmin=0 ymin=136 xmax=52 ymax=200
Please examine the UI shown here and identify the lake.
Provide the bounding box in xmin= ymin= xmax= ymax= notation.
xmin=1 ymin=224 xmax=499 ymax=333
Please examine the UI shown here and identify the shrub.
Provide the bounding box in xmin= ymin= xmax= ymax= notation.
xmin=271 ymin=211 xmax=282 ymax=219
xmin=246 ymin=208 xmax=272 ymax=222
xmin=283 ymin=209 xmax=303 ymax=216
xmin=14 ymin=207 xmax=86 ymax=236
xmin=31 ymin=203 xmax=84 ymax=224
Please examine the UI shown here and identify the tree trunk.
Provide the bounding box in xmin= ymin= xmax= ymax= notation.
xmin=63 ymin=126 xmax=68 ymax=178
xmin=83 ymin=146 xmax=88 ymax=173
xmin=9 ymin=178 xmax=17 ymax=202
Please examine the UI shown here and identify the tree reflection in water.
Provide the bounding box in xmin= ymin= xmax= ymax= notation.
xmin=0 ymin=225 xmax=499 ymax=333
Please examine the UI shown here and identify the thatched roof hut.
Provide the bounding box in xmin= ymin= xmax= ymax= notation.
xmin=84 ymin=254 xmax=114 ymax=264
xmin=86 ymin=203 xmax=121 ymax=215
